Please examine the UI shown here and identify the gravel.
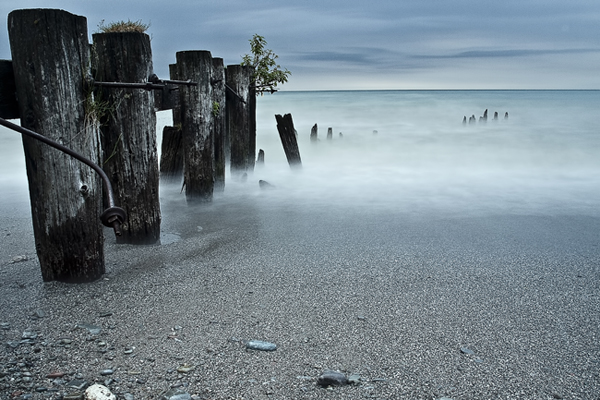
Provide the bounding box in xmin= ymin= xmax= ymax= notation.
xmin=1 ymin=185 xmax=600 ymax=399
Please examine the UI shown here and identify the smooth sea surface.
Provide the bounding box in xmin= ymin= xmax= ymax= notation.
xmin=207 ymin=90 xmax=599 ymax=219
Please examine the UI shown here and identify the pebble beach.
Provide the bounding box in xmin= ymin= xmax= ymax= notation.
xmin=1 ymin=181 xmax=600 ymax=399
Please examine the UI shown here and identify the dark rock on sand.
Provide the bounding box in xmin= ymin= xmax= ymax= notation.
xmin=316 ymin=370 xmax=348 ymax=387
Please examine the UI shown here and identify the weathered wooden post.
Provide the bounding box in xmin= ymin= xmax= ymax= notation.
xmin=256 ymin=149 xmax=265 ymax=166
xmin=92 ymin=31 xmax=161 ymax=245
xmin=0 ymin=60 xmax=19 ymax=119
xmin=212 ymin=58 xmax=226 ymax=192
xmin=275 ymin=114 xmax=302 ymax=168
xmin=177 ymin=50 xmax=214 ymax=203
xmin=160 ymin=63 xmax=183 ymax=182
xmin=310 ymin=123 xmax=318 ymax=142
xmin=327 ymin=127 xmax=333 ymax=140
xmin=226 ymin=64 xmax=254 ymax=174
xmin=8 ymin=9 xmax=104 ymax=282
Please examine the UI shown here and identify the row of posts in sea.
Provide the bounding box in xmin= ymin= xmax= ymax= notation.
xmin=463 ymin=109 xmax=508 ymax=124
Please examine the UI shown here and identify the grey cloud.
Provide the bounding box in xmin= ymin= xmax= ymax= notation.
xmin=418 ymin=48 xmax=600 ymax=59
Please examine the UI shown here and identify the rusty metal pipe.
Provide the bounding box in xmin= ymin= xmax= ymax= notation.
xmin=0 ymin=116 xmax=126 ymax=237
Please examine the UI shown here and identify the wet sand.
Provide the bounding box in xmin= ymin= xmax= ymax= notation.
xmin=1 ymin=181 xmax=600 ymax=399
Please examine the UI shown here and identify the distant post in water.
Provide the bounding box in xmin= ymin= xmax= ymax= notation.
xmin=212 ymin=58 xmax=226 ymax=192
xmin=8 ymin=9 xmax=104 ymax=282
xmin=275 ymin=114 xmax=302 ymax=168
xmin=327 ymin=127 xmax=333 ymax=140
xmin=177 ymin=50 xmax=215 ymax=203
xmin=93 ymin=31 xmax=161 ymax=244
xmin=310 ymin=123 xmax=318 ymax=142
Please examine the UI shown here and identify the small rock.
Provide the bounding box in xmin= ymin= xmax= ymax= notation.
xmin=67 ymin=379 xmax=88 ymax=390
xmin=160 ymin=388 xmax=192 ymax=400
xmin=259 ymin=180 xmax=275 ymax=190
xmin=347 ymin=373 xmax=361 ymax=384
xmin=176 ymin=364 xmax=195 ymax=373
xmin=100 ymin=369 xmax=113 ymax=376
xmin=460 ymin=347 xmax=474 ymax=355
xmin=0 ymin=322 xmax=10 ymax=330
xmin=77 ymin=323 xmax=102 ymax=335
xmin=245 ymin=340 xmax=277 ymax=351
xmin=63 ymin=394 xmax=84 ymax=400
xmin=22 ymin=329 xmax=37 ymax=340
xmin=84 ymin=384 xmax=116 ymax=400
xmin=10 ymin=255 xmax=28 ymax=263
xmin=316 ymin=370 xmax=348 ymax=387
xmin=46 ymin=372 xmax=65 ymax=378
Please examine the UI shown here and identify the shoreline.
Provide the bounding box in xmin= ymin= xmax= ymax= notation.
xmin=1 ymin=189 xmax=599 ymax=399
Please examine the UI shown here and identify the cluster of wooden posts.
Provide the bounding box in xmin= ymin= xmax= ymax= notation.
xmin=463 ymin=109 xmax=509 ymax=124
xmin=0 ymin=9 xmax=259 ymax=282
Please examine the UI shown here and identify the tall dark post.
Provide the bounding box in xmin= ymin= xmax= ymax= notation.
xmin=160 ymin=63 xmax=183 ymax=183
xmin=226 ymin=64 xmax=254 ymax=175
xmin=212 ymin=58 xmax=226 ymax=192
xmin=177 ymin=50 xmax=214 ymax=203
xmin=8 ymin=9 xmax=104 ymax=282
xmin=275 ymin=114 xmax=302 ymax=168
xmin=0 ymin=60 xmax=19 ymax=119
xmin=92 ymin=32 xmax=161 ymax=245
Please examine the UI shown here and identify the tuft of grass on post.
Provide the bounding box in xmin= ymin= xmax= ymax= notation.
xmin=97 ymin=19 xmax=150 ymax=33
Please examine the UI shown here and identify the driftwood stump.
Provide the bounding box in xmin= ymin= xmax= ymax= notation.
xmin=275 ymin=114 xmax=302 ymax=168
xmin=8 ymin=9 xmax=104 ymax=282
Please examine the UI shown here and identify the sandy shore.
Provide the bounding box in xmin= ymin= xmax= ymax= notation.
xmin=1 ymin=183 xmax=600 ymax=399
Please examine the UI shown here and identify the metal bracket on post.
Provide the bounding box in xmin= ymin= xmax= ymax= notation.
xmin=0 ymin=117 xmax=127 ymax=238
xmin=91 ymin=75 xmax=197 ymax=91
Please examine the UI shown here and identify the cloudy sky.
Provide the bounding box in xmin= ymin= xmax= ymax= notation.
xmin=1 ymin=0 xmax=599 ymax=90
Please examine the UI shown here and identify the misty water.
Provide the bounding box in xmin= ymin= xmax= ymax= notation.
xmin=181 ymin=90 xmax=599 ymax=220
xmin=2 ymin=90 xmax=600 ymax=232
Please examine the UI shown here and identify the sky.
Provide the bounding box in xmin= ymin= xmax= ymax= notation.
xmin=1 ymin=0 xmax=599 ymax=90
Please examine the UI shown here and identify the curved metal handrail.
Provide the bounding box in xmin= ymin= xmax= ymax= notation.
xmin=0 ymin=116 xmax=126 ymax=237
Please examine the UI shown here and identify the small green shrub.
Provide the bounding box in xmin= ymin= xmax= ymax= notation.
xmin=97 ymin=19 xmax=150 ymax=33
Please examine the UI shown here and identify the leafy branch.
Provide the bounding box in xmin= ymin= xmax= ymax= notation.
xmin=241 ymin=34 xmax=291 ymax=95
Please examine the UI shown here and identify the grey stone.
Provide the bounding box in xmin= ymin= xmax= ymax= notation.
xmin=460 ymin=347 xmax=474 ymax=355
xmin=316 ymin=370 xmax=348 ymax=387
xmin=77 ymin=323 xmax=102 ymax=335
xmin=245 ymin=340 xmax=277 ymax=351
xmin=67 ymin=379 xmax=88 ymax=390
xmin=160 ymin=388 xmax=192 ymax=400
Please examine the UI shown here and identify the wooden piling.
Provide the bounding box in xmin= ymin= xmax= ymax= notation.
xmin=310 ymin=123 xmax=318 ymax=142
xmin=226 ymin=64 xmax=254 ymax=174
xmin=275 ymin=114 xmax=302 ymax=168
xmin=93 ymin=32 xmax=161 ymax=245
xmin=159 ymin=63 xmax=183 ymax=182
xmin=177 ymin=50 xmax=215 ymax=203
xmin=159 ymin=126 xmax=183 ymax=183
xmin=256 ymin=149 xmax=265 ymax=165
xmin=212 ymin=58 xmax=226 ymax=192
xmin=8 ymin=9 xmax=104 ymax=282
xmin=327 ymin=127 xmax=333 ymax=140
xmin=0 ymin=60 xmax=19 ymax=119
